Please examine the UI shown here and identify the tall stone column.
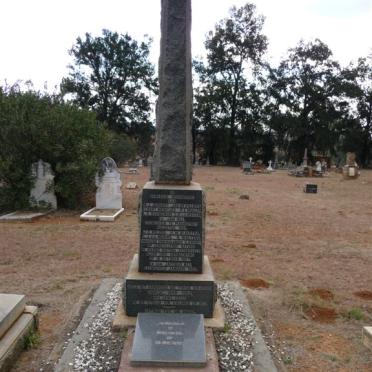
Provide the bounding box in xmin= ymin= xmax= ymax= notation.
xmin=153 ymin=0 xmax=192 ymax=185
xmin=123 ymin=0 xmax=218 ymax=321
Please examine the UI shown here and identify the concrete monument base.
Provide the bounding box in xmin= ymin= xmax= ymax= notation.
xmin=123 ymin=255 xmax=220 ymax=319
xmin=80 ymin=207 xmax=124 ymax=222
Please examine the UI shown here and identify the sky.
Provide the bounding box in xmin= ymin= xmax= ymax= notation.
xmin=0 ymin=0 xmax=371 ymax=91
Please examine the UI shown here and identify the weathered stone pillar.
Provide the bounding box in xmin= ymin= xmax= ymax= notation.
xmin=153 ymin=0 xmax=192 ymax=185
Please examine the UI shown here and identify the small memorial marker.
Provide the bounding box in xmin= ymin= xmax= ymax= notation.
xmin=304 ymin=183 xmax=318 ymax=193
xmin=131 ymin=313 xmax=206 ymax=368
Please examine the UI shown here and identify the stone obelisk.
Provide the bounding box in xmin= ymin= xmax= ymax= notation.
xmin=153 ymin=0 xmax=193 ymax=185
xmin=123 ymin=0 xmax=217 ymax=319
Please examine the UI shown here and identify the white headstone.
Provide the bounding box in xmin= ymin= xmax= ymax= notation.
xmin=267 ymin=160 xmax=273 ymax=171
xmin=96 ymin=158 xmax=123 ymax=209
xmin=315 ymin=161 xmax=322 ymax=172
xmin=29 ymin=160 xmax=57 ymax=209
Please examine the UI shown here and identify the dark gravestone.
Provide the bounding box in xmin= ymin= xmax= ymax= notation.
xmin=126 ymin=279 xmax=215 ymax=318
xmin=304 ymin=183 xmax=318 ymax=193
xmin=131 ymin=313 xmax=206 ymax=368
xmin=139 ymin=185 xmax=204 ymax=273
xmin=124 ymin=255 xmax=216 ymax=318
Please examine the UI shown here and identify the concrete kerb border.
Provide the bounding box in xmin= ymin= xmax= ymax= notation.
xmin=225 ymin=281 xmax=278 ymax=372
xmin=54 ymin=278 xmax=277 ymax=372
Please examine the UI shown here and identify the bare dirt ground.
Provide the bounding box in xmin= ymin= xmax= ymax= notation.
xmin=1 ymin=166 xmax=372 ymax=371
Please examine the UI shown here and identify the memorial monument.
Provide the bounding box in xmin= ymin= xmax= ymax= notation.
xmin=119 ymin=0 xmax=221 ymax=367
xmin=342 ymin=152 xmax=359 ymax=180
xmin=80 ymin=157 xmax=124 ymax=221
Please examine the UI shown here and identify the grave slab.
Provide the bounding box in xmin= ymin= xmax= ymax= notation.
xmin=80 ymin=207 xmax=124 ymax=222
xmin=130 ymin=313 xmax=206 ymax=367
xmin=0 ymin=306 xmax=38 ymax=372
xmin=0 ymin=294 xmax=26 ymax=339
xmin=119 ymin=327 xmax=219 ymax=371
xmin=0 ymin=211 xmax=51 ymax=222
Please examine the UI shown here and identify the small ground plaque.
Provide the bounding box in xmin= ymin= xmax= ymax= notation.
xmin=304 ymin=183 xmax=318 ymax=193
xmin=131 ymin=313 xmax=206 ymax=367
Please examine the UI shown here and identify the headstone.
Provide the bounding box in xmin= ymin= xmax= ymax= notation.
xmin=343 ymin=152 xmax=359 ymax=179
xmin=267 ymin=160 xmax=273 ymax=172
xmin=304 ymin=183 xmax=318 ymax=193
xmin=138 ymin=159 xmax=143 ymax=168
xmin=130 ymin=313 xmax=206 ymax=367
xmin=29 ymin=160 xmax=57 ymax=209
xmin=315 ymin=161 xmax=322 ymax=173
xmin=242 ymin=160 xmax=251 ymax=173
xmin=303 ymin=148 xmax=308 ymax=167
xmin=96 ymin=158 xmax=123 ymax=209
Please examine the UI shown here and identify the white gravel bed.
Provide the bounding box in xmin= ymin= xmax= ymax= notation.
xmin=214 ymin=283 xmax=256 ymax=372
xmin=57 ymin=281 xmax=261 ymax=372
xmin=72 ymin=283 xmax=124 ymax=372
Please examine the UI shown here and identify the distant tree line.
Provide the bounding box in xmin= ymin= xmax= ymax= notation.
xmin=194 ymin=4 xmax=372 ymax=166
xmin=1 ymin=3 xmax=371 ymax=210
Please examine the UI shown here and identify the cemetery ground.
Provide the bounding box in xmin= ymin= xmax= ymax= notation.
xmin=1 ymin=167 xmax=372 ymax=372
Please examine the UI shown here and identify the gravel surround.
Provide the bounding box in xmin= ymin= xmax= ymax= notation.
xmin=214 ymin=283 xmax=255 ymax=372
xmin=59 ymin=282 xmax=259 ymax=371
xmin=72 ymin=283 xmax=124 ymax=372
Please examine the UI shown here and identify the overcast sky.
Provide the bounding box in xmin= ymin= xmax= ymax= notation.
xmin=0 ymin=0 xmax=371 ymax=90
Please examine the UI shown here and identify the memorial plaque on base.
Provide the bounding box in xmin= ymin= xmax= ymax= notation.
xmin=124 ymin=255 xmax=216 ymax=318
xmin=126 ymin=280 xmax=215 ymax=318
xmin=139 ymin=182 xmax=204 ymax=274
xmin=131 ymin=313 xmax=206 ymax=367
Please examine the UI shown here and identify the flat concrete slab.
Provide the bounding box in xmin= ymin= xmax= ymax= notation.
xmin=363 ymin=326 xmax=372 ymax=351
xmin=0 ymin=306 xmax=38 ymax=372
xmin=0 ymin=294 xmax=26 ymax=339
xmin=112 ymin=299 xmax=225 ymax=331
xmin=118 ymin=328 xmax=219 ymax=372
xmin=80 ymin=207 xmax=124 ymax=222
xmin=0 ymin=211 xmax=50 ymax=222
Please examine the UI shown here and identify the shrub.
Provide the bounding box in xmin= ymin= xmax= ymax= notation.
xmin=108 ymin=132 xmax=137 ymax=166
xmin=0 ymin=85 xmax=111 ymax=210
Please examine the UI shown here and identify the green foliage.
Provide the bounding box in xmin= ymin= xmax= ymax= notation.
xmin=0 ymin=85 xmax=111 ymax=210
xmin=266 ymin=39 xmax=343 ymax=162
xmin=194 ymin=3 xmax=268 ymax=165
xmin=346 ymin=308 xmax=364 ymax=321
xmin=61 ymin=29 xmax=157 ymax=155
xmin=23 ymin=330 xmax=41 ymax=350
xmin=108 ymin=132 xmax=137 ymax=165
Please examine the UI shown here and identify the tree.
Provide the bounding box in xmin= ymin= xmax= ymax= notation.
xmin=194 ymin=4 xmax=268 ymax=165
xmin=61 ymin=29 xmax=157 ymax=155
xmin=0 ymin=85 xmax=111 ymax=210
xmin=339 ymin=55 xmax=372 ymax=166
xmin=266 ymin=39 xmax=344 ymax=162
